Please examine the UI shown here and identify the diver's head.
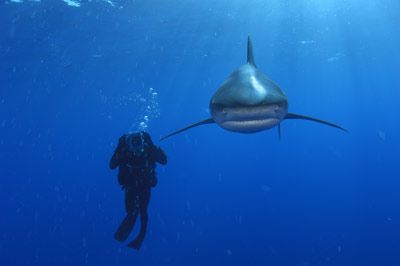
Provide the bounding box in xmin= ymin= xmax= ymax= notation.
xmin=125 ymin=131 xmax=153 ymax=156
xmin=129 ymin=131 xmax=153 ymax=146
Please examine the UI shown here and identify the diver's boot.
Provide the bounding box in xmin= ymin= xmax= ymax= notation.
xmin=114 ymin=212 xmax=137 ymax=242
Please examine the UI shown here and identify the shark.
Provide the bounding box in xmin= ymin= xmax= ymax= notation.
xmin=160 ymin=37 xmax=346 ymax=141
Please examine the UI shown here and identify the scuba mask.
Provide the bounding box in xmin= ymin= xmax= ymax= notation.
xmin=125 ymin=132 xmax=151 ymax=157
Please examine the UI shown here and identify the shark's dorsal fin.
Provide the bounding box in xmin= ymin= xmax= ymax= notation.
xmin=247 ymin=36 xmax=256 ymax=67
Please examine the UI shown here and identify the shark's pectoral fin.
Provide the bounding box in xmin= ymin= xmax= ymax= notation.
xmin=160 ymin=118 xmax=215 ymax=141
xmin=284 ymin=113 xmax=348 ymax=132
xmin=278 ymin=124 xmax=281 ymax=140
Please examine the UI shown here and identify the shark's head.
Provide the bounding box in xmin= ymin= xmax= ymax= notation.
xmin=209 ymin=38 xmax=288 ymax=133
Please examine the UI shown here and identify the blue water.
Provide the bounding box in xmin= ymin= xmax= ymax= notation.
xmin=1 ymin=0 xmax=400 ymax=265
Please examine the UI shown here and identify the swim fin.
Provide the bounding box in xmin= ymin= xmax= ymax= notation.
xmin=127 ymin=236 xmax=144 ymax=250
xmin=114 ymin=213 xmax=137 ymax=242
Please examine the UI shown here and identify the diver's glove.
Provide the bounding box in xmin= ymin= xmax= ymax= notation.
xmin=114 ymin=135 xmax=130 ymax=161
xmin=117 ymin=135 xmax=127 ymax=150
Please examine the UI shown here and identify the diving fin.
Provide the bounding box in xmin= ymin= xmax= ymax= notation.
xmin=284 ymin=113 xmax=347 ymax=132
xmin=160 ymin=118 xmax=215 ymax=141
xmin=127 ymin=236 xmax=144 ymax=250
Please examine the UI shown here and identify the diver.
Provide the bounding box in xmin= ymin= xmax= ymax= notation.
xmin=109 ymin=131 xmax=167 ymax=250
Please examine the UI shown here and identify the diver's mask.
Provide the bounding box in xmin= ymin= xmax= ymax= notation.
xmin=125 ymin=132 xmax=148 ymax=157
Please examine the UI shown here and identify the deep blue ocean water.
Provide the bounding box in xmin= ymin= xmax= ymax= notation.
xmin=1 ymin=0 xmax=400 ymax=265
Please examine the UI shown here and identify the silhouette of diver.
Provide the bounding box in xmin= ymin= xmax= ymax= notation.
xmin=110 ymin=131 xmax=167 ymax=250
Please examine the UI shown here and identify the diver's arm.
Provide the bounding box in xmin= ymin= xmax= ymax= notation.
xmin=109 ymin=135 xmax=127 ymax=170
xmin=109 ymin=150 xmax=121 ymax=169
xmin=154 ymin=146 xmax=167 ymax=165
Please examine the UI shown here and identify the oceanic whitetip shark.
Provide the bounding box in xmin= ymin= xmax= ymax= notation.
xmin=161 ymin=37 xmax=346 ymax=141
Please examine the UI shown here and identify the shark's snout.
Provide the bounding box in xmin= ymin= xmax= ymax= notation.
xmin=208 ymin=59 xmax=288 ymax=133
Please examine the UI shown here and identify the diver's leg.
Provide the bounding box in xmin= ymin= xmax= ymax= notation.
xmin=127 ymin=208 xmax=148 ymax=249
xmin=114 ymin=187 xmax=138 ymax=242
xmin=127 ymin=188 xmax=151 ymax=249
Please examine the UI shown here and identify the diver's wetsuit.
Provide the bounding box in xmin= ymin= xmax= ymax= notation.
xmin=110 ymin=132 xmax=167 ymax=250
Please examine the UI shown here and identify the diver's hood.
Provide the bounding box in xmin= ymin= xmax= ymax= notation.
xmin=125 ymin=132 xmax=151 ymax=156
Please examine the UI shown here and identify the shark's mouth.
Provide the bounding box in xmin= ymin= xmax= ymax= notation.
xmin=219 ymin=117 xmax=281 ymax=133
xmin=210 ymin=104 xmax=287 ymax=132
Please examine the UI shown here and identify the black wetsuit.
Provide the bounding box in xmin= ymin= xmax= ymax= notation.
xmin=110 ymin=134 xmax=167 ymax=249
